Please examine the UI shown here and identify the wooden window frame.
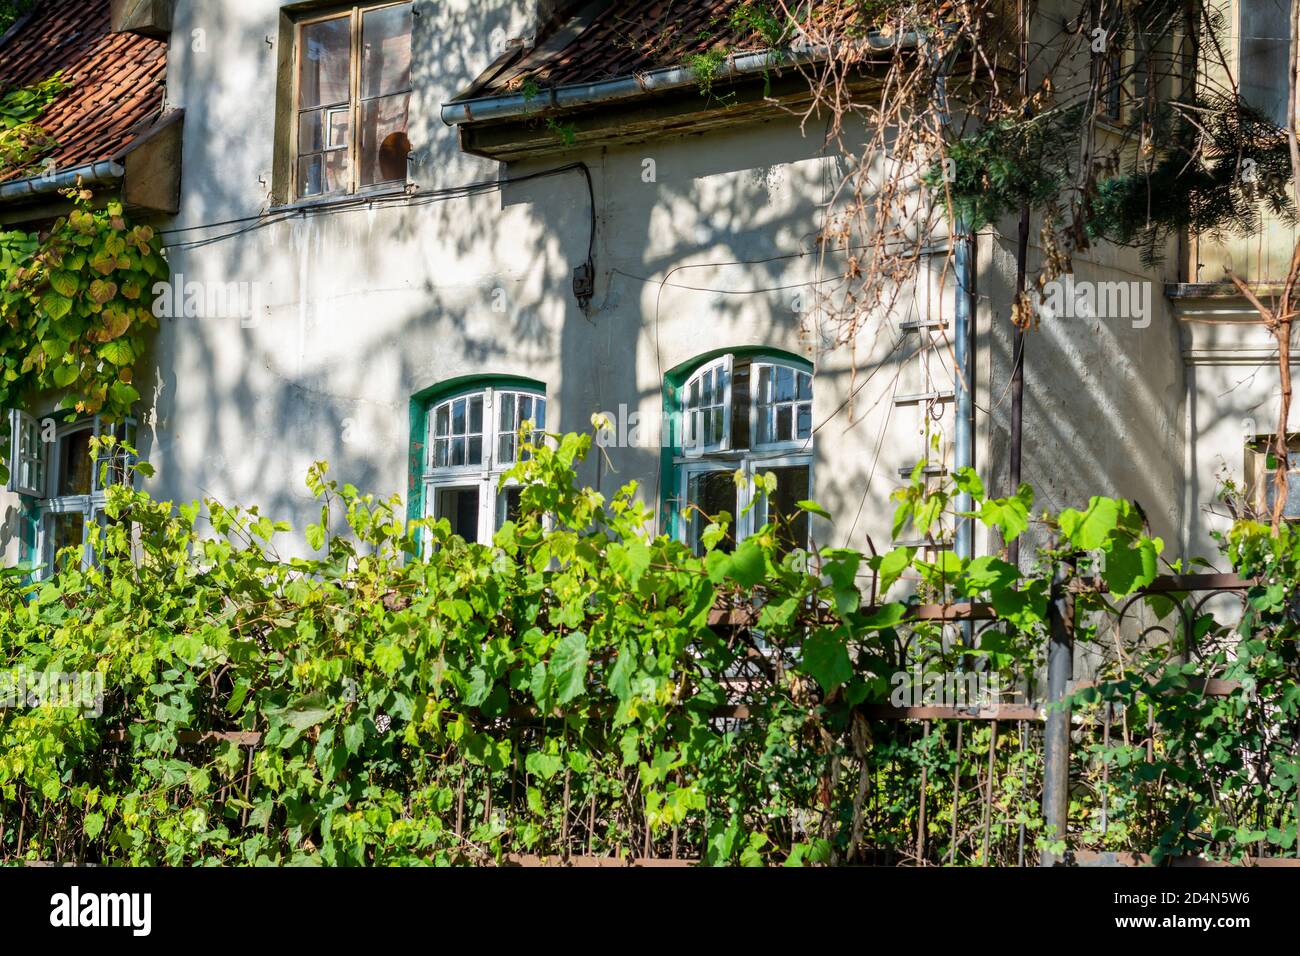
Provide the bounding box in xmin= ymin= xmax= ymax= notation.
xmin=291 ymin=1 xmax=412 ymax=202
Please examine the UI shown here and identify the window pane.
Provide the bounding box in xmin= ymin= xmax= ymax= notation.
xmin=49 ymin=512 xmax=86 ymax=565
xmin=434 ymin=439 xmax=448 ymax=468
xmin=498 ymin=433 xmax=516 ymax=465
xmin=57 ymin=430 xmax=92 ymax=497
xmin=468 ymin=436 xmax=483 ymax=466
xmin=797 ymin=372 xmax=812 ymax=401
xmin=764 ymin=465 xmax=811 ymax=553
xmin=451 ymin=398 xmax=465 ymax=436
xmin=688 ymin=471 xmax=737 ymax=554
xmin=359 ymin=92 xmax=410 ymax=186
xmin=361 ymin=3 xmax=412 ymax=99
xmin=436 ymin=487 xmax=480 ymax=542
xmin=519 ymin=396 xmax=533 ymax=425
xmin=535 ymin=399 xmax=546 ymax=431
xmin=468 ymin=395 xmax=483 ymax=435
xmin=498 ymin=393 xmax=515 ymax=433
xmin=298 ymin=16 xmax=351 ymax=109
xmin=435 ymin=404 xmax=449 ymax=437
xmin=797 ymin=404 xmax=812 ymax=440
xmin=688 ymin=379 xmax=700 ymax=409
xmin=450 ymin=437 xmax=465 ymax=467
xmin=776 ymin=406 xmax=792 ymax=442
xmin=298 ymin=151 xmax=348 ymax=197
xmin=496 ymin=486 xmax=523 ymax=529
xmin=758 ymin=366 xmax=771 ymax=403
xmin=774 ymin=366 xmax=795 ymax=402
xmin=1240 ymin=0 xmax=1292 ymax=125
xmin=299 ymin=110 xmax=324 ymax=153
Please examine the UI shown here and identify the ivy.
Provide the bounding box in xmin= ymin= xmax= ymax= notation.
xmin=0 ymin=190 xmax=164 ymax=429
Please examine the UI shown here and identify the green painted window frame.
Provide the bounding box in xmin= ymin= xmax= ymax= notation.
xmin=406 ymin=375 xmax=547 ymax=551
xmin=660 ymin=348 xmax=814 ymax=546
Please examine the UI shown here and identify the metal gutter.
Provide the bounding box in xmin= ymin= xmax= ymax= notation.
xmin=0 ymin=159 xmax=125 ymax=204
xmin=441 ymin=34 xmax=920 ymax=126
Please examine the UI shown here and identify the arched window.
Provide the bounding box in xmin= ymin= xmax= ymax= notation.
xmin=672 ymin=352 xmax=814 ymax=554
xmin=420 ymin=384 xmax=546 ymax=545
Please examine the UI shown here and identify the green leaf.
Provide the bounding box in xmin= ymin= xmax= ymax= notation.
xmin=607 ymin=539 xmax=650 ymax=586
xmin=1059 ymin=497 xmax=1121 ymax=550
xmin=41 ymin=290 xmax=72 ymax=320
xmin=723 ymin=538 xmax=766 ymax=588
xmin=525 ymin=751 xmax=563 ymax=781
xmin=796 ymin=499 xmax=833 ymax=520
xmin=1102 ymin=536 xmax=1162 ymax=596
xmin=801 ymin=628 xmax=853 ymax=692
xmin=550 ymin=631 xmax=589 ymax=704
xmin=83 ymin=812 xmax=105 ymax=840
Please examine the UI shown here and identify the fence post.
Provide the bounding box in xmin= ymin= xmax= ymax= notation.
xmin=1039 ymin=560 xmax=1073 ymax=866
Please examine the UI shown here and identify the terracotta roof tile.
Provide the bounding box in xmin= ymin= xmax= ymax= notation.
xmin=0 ymin=0 xmax=167 ymax=181
xmin=477 ymin=0 xmax=870 ymax=95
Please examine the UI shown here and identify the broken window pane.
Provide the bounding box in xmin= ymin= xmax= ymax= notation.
xmin=687 ymin=470 xmax=736 ymax=555
xmin=57 ymin=429 xmax=92 ymax=498
xmin=359 ymin=92 xmax=410 ymax=185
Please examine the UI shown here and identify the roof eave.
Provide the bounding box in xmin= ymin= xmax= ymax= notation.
xmin=441 ymin=37 xmax=919 ymax=127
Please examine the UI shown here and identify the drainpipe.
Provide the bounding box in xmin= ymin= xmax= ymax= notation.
xmin=953 ymin=219 xmax=977 ymax=561
xmin=0 ymin=160 xmax=124 ymax=203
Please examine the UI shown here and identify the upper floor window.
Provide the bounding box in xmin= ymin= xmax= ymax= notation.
xmin=421 ymin=385 xmax=547 ymax=546
xmin=1246 ymin=435 xmax=1300 ymax=522
xmin=4 ymin=412 xmax=135 ymax=573
xmin=673 ymin=353 xmax=814 ymax=555
xmin=1240 ymin=0 xmax=1293 ymax=127
xmin=294 ymin=2 xmax=413 ymax=200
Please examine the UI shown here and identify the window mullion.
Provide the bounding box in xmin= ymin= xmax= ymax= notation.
xmin=349 ymin=8 xmax=362 ymax=195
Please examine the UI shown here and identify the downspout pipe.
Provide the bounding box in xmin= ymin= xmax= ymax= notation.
xmin=441 ymin=36 xmax=921 ymax=126
xmin=953 ymin=218 xmax=977 ymax=561
xmin=0 ymin=159 xmax=124 ymax=204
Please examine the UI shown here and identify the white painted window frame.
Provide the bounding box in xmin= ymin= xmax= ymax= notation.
xmin=422 ymin=386 xmax=545 ymax=548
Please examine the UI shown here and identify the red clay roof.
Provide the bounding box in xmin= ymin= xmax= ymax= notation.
xmin=468 ymin=0 xmax=882 ymax=98
xmin=473 ymin=0 xmax=778 ymax=95
xmin=0 ymin=0 xmax=167 ymax=181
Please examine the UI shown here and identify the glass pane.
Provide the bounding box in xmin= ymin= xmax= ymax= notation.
xmin=688 ymin=379 xmax=700 ymax=409
xmin=796 ymin=404 xmax=812 ymax=440
xmin=764 ymin=466 xmax=812 ymax=553
xmin=757 ymin=407 xmax=773 ymax=446
xmin=468 ymin=395 xmax=483 ymax=434
xmin=468 ymin=436 xmax=482 ymax=466
xmin=774 ymin=366 xmax=795 ymax=402
xmin=451 ymin=398 xmax=466 ymax=436
xmin=535 ymin=399 xmax=546 ymax=431
xmin=776 ymin=406 xmax=792 ymax=442
xmin=797 ymin=372 xmax=812 ymax=401
xmin=299 ymin=110 xmax=324 ymax=152
xmin=435 ymin=404 xmax=449 ymax=437
xmin=758 ymin=366 xmax=771 ymax=403
xmin=436 ymin=487 xmax=480 ymax=542
xmin=498 ymin=394 xmax=515 ymax=433
xmin=361 ymin=3 xmax=412 ymax=99
xmin=297 ymin=151 xmax=348 ymax=198
xmin=498 ymin=434 xmax=515 ymax=465
xmin=298 ymin=16 xmax=351 ymax=109
xmin=1240 ymin=0 xmax=1291 ymax=125
xmin=688 ymin=471 xmax=737 ymax=555
xmin=519 ymin=396 xmax=533 ymax=425
xmin=359 ymin=92 xmax=410 ymax=186
xmin=57 ymin=429 xmax=92 ymax=497
xmin=450 ymin=437 xmax=465 ymax=467
xmin=434 ymin=439 xmax=448 ymax=468
xmin=711 ymin=408 xmax=724 ymax=445
xmin=496 ymin=486 xmax=523 ymax=529
xmin=50 ymin=512 xmax=86 ymax=565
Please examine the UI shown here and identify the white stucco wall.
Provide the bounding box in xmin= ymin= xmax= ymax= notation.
xmin=4 ymin=0 xmax=1254 ymax=575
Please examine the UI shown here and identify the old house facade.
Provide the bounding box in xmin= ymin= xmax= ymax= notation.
xmin=1 ymin=0 xmax=1297 ymax=576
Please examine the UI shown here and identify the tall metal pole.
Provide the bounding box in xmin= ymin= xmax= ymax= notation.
xmin=1040 ymin=560 xmax=1073 ymax=866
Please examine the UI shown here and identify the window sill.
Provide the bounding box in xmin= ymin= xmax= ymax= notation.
xmin=271 ymin=182 xmax=412 ymax=215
